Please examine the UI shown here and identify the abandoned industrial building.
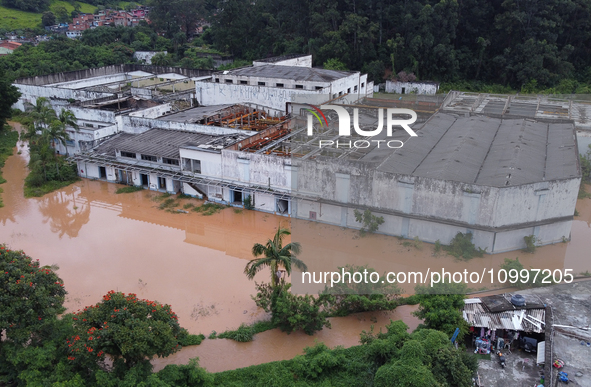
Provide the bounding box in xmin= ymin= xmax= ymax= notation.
xmin=11 ymin=55 xmax=587 ymax=253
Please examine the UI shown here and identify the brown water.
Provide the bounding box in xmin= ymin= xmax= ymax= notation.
xmin=1 ymin=122 xmax=590 ymax=373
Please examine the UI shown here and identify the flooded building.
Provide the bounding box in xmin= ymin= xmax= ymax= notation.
xmin=288 ymin=108 xmax=580 ymax=253
xmin=11 ymin=63 xmax=583 ymax=252
xmin=195 ymin=54 xmax=373 ymax=113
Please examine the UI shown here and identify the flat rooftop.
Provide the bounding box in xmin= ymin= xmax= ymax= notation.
xmin=443 ymin=91 xmax=591 ymax=131
xmin=216 ymin=65 xmax=355 ymax=83
xmin=374 ymin=113 xmax=580 ymax=187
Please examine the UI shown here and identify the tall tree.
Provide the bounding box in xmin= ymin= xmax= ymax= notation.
xmin=0 ymin=246 xmax=67 ymax=347
xmin=0 ymin=68 xmax=20 ymax=130
xmin=67 ymin=291 xmax=183 ymax=370
xmin=244 ymin=227 xmax=306 ymax=287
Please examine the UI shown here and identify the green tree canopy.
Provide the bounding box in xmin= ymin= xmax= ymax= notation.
xmin=0 ymin=67 xmax=20 ymax=130
xmin=413 ymin=282 xmax=468 ymax=338
xmin=67 ymin=291 xmax=184 ymax=369
xmin=0 ymin=245 xmax=67 ymax=345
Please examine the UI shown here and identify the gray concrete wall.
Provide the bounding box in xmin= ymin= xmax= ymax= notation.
xmin=294 ymin=158 xmax=578 ymax=229
xmin=196 ymin=82 xmax=329 ymax=112
xmin=13 ymin=84 xmax=114 ymax=110
xmin=120 ymin=115 xmax=257 ymax=136
xmin=253 ymin=55 xmax=313 ymax=68
xmin=15 ymin=64 xmax=213 ymax=86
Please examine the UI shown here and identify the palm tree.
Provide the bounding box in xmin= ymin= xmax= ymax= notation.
xmin=25 ymin=97 xmax=55 ymax=130
xmin=56 ymin=109 xmax=79 ymax=156
xmin=244 ymin=227 xmax=307 ymax=287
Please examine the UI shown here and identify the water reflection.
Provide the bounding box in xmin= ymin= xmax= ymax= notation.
xmin=38 ymin=188 xmax=90 ymax=238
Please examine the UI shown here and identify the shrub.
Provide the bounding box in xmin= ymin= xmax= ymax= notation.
xmin=322 ymin=265 xmax=401 ymax=316
xmin=271 ymin=285 xmax=332 ymax=335
xmin=434 ymin=239 xmax=442 ymax=255
xmin=217 ymin=323 xmax=255 ymax=342
xmin=443 ymin=232 xmax=486 ymax=260
xmin=353 ymin=209 xmax=385 ymax=235
xmin=177 ymin=331 xmax=205 ymax=346
xmin=243 ymin=194 xmax=254 ymax=210
xmin=523 ymin=235 xmax=538 ymax=253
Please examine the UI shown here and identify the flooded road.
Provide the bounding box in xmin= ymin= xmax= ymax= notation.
xmin=1 ymin=122 xmax=590 ymax=372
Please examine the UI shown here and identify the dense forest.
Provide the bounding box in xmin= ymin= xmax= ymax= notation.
xmin=2 ymin=0 xmax=591 ymax=92
xmin=200 ymin=0 xmax=591 ymax=90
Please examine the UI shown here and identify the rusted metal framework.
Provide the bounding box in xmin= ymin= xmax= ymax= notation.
xmin=202 ymin=105 xmax=286 ymax=131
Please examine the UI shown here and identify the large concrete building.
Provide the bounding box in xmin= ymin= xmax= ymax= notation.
xmin=290 ymin=110 xmax=580 ymax=253
xmin=12 ymin=62 xmax=585 ymax=253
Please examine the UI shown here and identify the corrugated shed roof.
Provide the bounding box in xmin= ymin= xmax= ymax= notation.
xmin=114 ymin=129 xmax=222 ymax=159
xmin=463 ymin=300 xmax=545 ymax=333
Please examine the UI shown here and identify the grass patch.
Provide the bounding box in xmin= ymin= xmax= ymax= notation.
xmin=401 ymin=236 xmax=423 ymax=250
xmin=580 ymin=270 xmax=591 ymax=277
xmin=0 ymin=128 xmax=19 ymax=207
xmin=0 ymin=1 xmax=97 ymax=30
xmin=151 ymin=192 xmax=172 ymax=202
xmin=178 ymin=193 xmax=193 ymax=199
xmin=233 ymin=208 xmax=243 ymax=214
xmin=217 ymin=321 xmax=275 ymax=342
xmin=158 ymin=197 xmax=179 ymax=210
xmin=177 ymin=332 xmax=205 ymax=347
xmin=24 ymin=178 xmax=79 ymax=198
xmin=115 ymin=185 xmax=144 ymax=194
xmin=183 ymin=203 xmax=195 ymax=210
xmin=192 ymin=202 xmax=225 ymax=216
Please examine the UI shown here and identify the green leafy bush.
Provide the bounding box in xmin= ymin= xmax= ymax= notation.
xmin=523 ymin=235 xmax=538 ymax=253
xmin=353 ymin=209 xmax=385 ymax=235
xmin=443 ymin=232 xmax=486 ymax=260
xmin=322 ymin=265 xmax=401 ymax=316
xmin=271 ymin=285 xmax=332 ymax=335
xmin=177 ymin=331 xmax=205 ymax=346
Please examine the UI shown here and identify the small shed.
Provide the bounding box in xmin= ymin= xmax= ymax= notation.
xmin=385 ymin=80 xmax=439 ymax=95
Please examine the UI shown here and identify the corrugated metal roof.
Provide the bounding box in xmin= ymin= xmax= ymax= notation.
xmin=463 ymin=300 xmax=545 ymax=333
xmin=115 ymin=129 xmax=223 ymax=159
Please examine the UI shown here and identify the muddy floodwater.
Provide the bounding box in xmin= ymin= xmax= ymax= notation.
xmin=1 ymin=122 xmax=590 ymax=372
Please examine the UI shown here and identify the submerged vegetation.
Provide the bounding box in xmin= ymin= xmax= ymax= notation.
xmin=443 ymin=232 xmax=487 ymax=260
xmin=353 ymin=209 xmax=385 ymax=236
xmin=216 ymin=321 xmax=275 ymax=342
xmin=115 ymin=185 xmax=144 ymax=194
xmin=192 ymin=202 xmax=226 ymax=215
